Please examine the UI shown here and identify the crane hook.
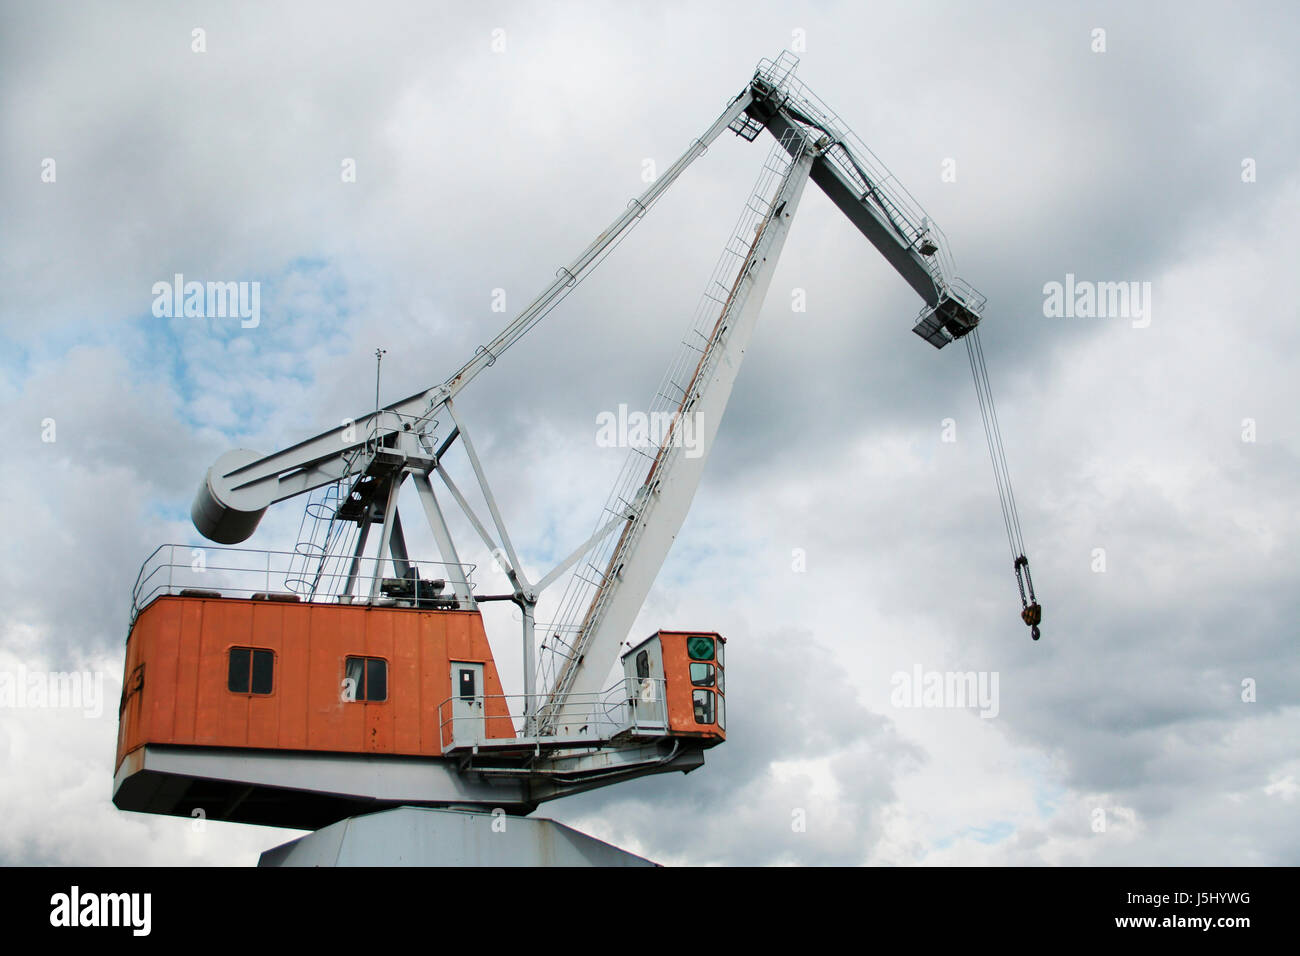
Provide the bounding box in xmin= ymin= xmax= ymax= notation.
xmin=1014 ymin=555 xmax=1042 ymax=641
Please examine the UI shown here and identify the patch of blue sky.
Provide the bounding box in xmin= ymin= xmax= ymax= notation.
xmin=136 ymin=258 xmax=358 ymax=437
xmin=4 ymin=257 xmax=358 ymax=440
xmin=929 ymin=820 xmax=1016 ymax=853
xmin=0 ymin=332 xmax=32 ymax=385
xmin=522 ymin=513 xmax=590 ymax=574
xmin=0 ymin=318 xmax=106 ymax=387
xmin=1034 ymin=779 xmax=1066 ymax=819
xmin=1017 ymin=752 xmax=1065 ymax=819
xmin=964 ymin=820 xmax=1016 ymax=845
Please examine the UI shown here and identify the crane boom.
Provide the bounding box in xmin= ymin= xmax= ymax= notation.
xmin=537 ymin=54 xmax=990 ymax=721
xmin=538 ymin=134 xmax=818 ymax=731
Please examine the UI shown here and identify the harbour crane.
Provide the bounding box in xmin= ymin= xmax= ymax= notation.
xmin=115 ymin=52 xmax=1039 ymax=862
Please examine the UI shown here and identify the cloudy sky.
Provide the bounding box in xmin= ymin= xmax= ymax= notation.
xmin=2 ymin=0 xmax=1297 ymax=865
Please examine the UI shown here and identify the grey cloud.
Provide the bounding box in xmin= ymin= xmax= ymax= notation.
xmin=1 ymin=0 xmax=1297 ymax=865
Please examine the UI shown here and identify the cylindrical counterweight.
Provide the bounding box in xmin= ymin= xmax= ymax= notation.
xmin=191 ymin=448 xmax=272 ymax=544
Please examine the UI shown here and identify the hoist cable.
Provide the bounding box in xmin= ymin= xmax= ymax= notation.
xmin=971 ymin=327 xmax=1025 ymax=555
xmin=965 ymin=329 xmax=1020 ymax=559
xmin=963 ymin=324 xmax=1042 ymax=639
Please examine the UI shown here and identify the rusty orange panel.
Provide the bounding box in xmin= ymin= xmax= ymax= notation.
xmin=657 ymin=630 xmax=726 ymax=742
xmin=246 ymin=605 xmax=283 ymax=749
xmin=306 ymin=604 xmax=342 ymax=749
xmin=115 ymin=595 xmax=516 ymax=776
xmin=115 ymin=624 xmax=145 ymax=763
xmin=277 ymin=604 xmax=310 ymax=749
xmin=150 ymin=599 xmax=180 ymax=742
xmin=445 ymin=612 xmax=470 ymax=662
xmin=391 ymin=617 xmax=422 ymax=754
xmin=173 ymin=599 xmax=202 ymax=740
xmin=420 ymin=612 xmax=444 ymax=751
xmin=211 ymin=601 xmax=252 ymax=747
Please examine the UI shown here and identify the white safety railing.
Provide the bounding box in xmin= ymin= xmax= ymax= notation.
xmin=130 ymin=543 xmax=476 ymax=623
xmin=437 ymin=677 xmax=669 ymax=750
xmin=914 ymin=276 xmax=988 ymax=329
xmin=752 ymin=53 xmax=963 ymax=293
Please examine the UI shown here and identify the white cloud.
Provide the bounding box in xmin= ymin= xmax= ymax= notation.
xmin=2 ymin=0 xmax=1298 ymax=866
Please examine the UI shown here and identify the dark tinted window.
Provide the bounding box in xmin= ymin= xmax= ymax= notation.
xmin=228 ymin=647 xmax=250 ymax=693
xmin=690 ymin=662 xmax=714 ymax=687
xmin=458 ymin=668 xmax=476 ymax=700
xmin=366 ymin=658 xmax=387 ymax=702
xmin=635 ymin=650 xmax=649 ymax=680
xmin=228 ymin=647 xmax=272 ymax=695
xmin=250 ymin=649 xmax=274 ymax=695
xmin=692 ymin=689 xmax=715 ymax=724
xmin=345 ymin=656 xmax=388 ymax=702
xmin=344 ymin=657 xmax=364 ymax=700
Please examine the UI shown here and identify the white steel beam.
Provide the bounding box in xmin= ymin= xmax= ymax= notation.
xmin=191 ymin=89 xmax=756 ymax=545
xmin=444 ymin=400 xmax=527 ymax=589
xmin=414 ymin=474 xmax=475 ymax=608
xmin=541 ymin=138 xmax=819 ymax=725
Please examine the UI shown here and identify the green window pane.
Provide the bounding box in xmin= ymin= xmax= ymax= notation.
xmin=686 ymin=636 xmax=715 ymax=661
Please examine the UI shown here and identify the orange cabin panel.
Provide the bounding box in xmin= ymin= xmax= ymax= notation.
xmin=625 ymin=630 xmax=726 ymax=742
xmin=115 ymin=596 xmax=514 ymax=773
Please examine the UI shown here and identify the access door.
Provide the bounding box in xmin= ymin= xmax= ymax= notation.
xmin=449 ymin=662 xmax=485 ymax=743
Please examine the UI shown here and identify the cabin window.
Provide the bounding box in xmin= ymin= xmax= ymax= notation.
xmin=692 ymin=689 xmax=715 ymax=724
xmin=635 ymin=650 xmax=650 ymax=680
xmin=228 ymin=647 xmax=274 ymax=695
xmin=690 ymin=662 xmax=714 ymax=687
xmin=345 ymin=656 xmax=388 ymax=702
xmin=686 ymin=636 xmax=715 ymax=661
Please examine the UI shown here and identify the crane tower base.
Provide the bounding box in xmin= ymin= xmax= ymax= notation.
xmin=257 ymin=806 xmax=657 ymax=867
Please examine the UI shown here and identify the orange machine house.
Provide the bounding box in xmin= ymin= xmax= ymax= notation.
xmin=114 ymin=588 xmax=520 ymax=828
xmin=116 ymin=595 xmax=514 ymax=766
xmin=114 ymin=545 xmax=725 ymax=830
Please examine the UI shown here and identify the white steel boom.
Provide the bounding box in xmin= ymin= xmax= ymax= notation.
xmin=537 ymin=136 xmax=816 ymax=731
